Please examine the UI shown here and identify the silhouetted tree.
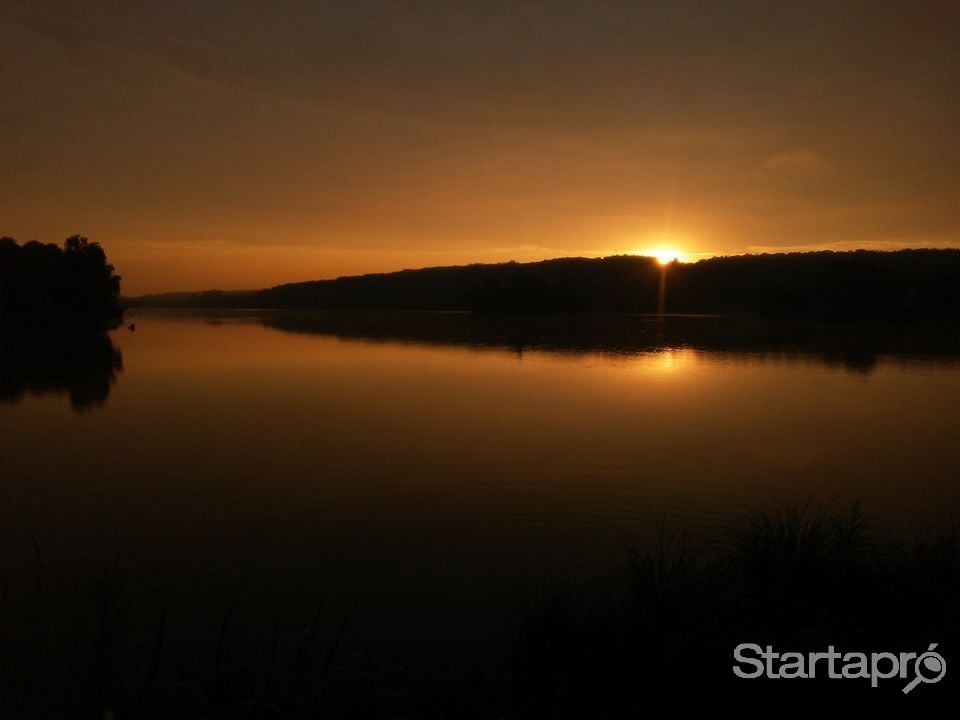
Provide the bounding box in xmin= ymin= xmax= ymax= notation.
xmin=1 ymin=235 xmax=122 ymax=325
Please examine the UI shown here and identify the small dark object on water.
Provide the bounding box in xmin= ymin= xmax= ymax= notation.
xmin=128 ymin=323 xmax=136 ymax=331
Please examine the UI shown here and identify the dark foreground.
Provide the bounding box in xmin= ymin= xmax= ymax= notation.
xmin=1 ymin=504 xmax=956 ymax=718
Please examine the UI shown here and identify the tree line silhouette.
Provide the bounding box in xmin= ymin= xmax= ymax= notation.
xmin=1 ymin=235 xmax=124 ymax=410
xmin=1 ymin=235 xmax=122 ymax=326
xmin=130 ymin=249 xmax=960 ymax=320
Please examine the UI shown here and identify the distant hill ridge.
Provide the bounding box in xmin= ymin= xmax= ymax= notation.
xmin=125 ymin=250 xmax=960 ymax=320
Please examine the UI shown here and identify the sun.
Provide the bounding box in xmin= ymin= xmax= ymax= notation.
xmin=630 ymin=244 xmax=687 ymax=265
xmin=639 ymin=247 xmax=683 ymax=265
xmin=653 ymin=248 xmax=680 ymax=265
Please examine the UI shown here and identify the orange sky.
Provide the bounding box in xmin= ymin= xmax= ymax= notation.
xmin=3 ymin=1 xmax=959 ymax=294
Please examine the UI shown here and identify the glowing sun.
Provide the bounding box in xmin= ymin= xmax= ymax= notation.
xmin=637 ymin=247 xmax=684 ymax=265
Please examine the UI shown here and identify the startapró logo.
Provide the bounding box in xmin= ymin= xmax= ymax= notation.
xmin=733 ymin=643 xmax=946 ymax=694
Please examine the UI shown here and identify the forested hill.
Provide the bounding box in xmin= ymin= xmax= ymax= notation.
xmin=126 ymin=249 xmax=960 ymax=320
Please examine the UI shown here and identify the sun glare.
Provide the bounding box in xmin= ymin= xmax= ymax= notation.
xmin=653 ymin=249 xmax=680 ymax=265
xmin=635 ymin=247 xmax=684 ymax=265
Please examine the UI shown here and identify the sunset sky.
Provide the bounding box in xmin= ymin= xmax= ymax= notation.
xmin=3 ymin=1 xmax=959 ymax=294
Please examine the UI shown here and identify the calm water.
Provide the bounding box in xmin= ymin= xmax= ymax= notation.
xmin=2 ymin=309 xmax=960 ymax=641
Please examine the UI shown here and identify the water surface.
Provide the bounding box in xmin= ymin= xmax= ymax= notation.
xmin=2 ymin=309 xmax=959 ymax=641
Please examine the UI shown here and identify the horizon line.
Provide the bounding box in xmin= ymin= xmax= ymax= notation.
xmin=121 ymin=246 xmax=960 ymax=298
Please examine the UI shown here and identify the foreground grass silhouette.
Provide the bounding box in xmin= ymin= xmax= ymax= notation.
xmin=2 ymin=503 xmax=956 ymax=717
xmin=512 ymin=503 xmax=957 ymax=716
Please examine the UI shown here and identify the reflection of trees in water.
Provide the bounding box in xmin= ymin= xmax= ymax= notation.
xmin=259 ymin=310 xmax=960 ymax=374
xmin=0 ymin=330 xmax=123 ymax=411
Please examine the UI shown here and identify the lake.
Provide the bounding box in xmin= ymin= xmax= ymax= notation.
xmin=2 ymin=309 xmax=960 ymax=649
